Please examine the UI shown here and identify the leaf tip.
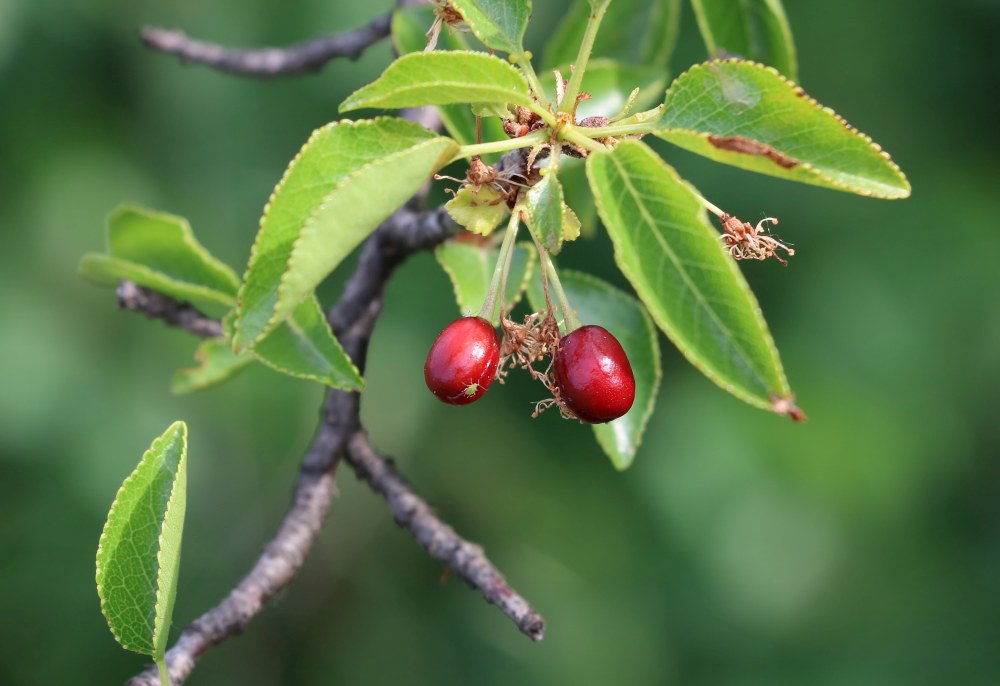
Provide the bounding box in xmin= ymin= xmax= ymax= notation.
xmin=772 ymin=395 xmax=807 ymax=422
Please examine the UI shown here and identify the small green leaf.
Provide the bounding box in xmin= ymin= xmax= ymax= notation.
xmin=560 ymin=159 xmax=598 ymax=237
xmin=96 ymin=422 xmax=188 ymax=659
xmin=233 ymin=118 xmax=457 ymax=350
xmin=657 ymin=60 xmax=910 ymax=198
xmin=447 ymin=0 xmax=531 ymax=54
xmin=253 ymin=295 xmax=363 ymax=390
xmin=543 ymin=0 xmax=681 ymax=69
xmin=527 ymin=270 xmax=660 ymax=470
xmin=80 ymin=204 xmax=238 ymax=312
xmin=435 ymin=240 xmax=535 ymax=324
xmin=171 ymin=337 xmax=253 ymax=395
xmin=690 ymin=0 xmax=797 ymax=80
xmin=445 ymin=185 xmax=509 ymax=236
xmin=340 ymin=51 xmax=533 ymax=113
xmin=562 ymin=204 xmax=582 ymax=243
xmin=523 ymin=173 xmax=565 ymax=255
xmin=390 ymin=5 xmax=509 ymax=150
xmin=541 ymin=58 xmax=668 ymax=120
xmin=587 ymin=140 xmax=794 ymax=413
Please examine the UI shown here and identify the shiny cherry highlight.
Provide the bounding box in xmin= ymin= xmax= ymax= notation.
xmin=424 ymin=316 xmax=501 ymax=405
xmin=553 ymin=325 xmax=635 ymax=423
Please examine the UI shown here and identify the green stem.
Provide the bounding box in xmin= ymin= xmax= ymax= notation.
xmin=156 ymin=656 xmax=170 ymax=686
xmin=526 ymin=101 xmax=558 ymax=128
xmin=516 ymin=54 xmax=551 ymax=111
xmin=559 ymin=0 xmax=611 ymax=113
xmin=478 ymin=208 xmax=522 ymax=324
xmin=452 ymin=130 xmax=546 ymax=162
xmin=575 ymin=121 xmax=663 ymax=138
xmin=540 ymin=249 xmax=581 ymax=333
xmin=559 ymin=127 xmax=608 ymax=154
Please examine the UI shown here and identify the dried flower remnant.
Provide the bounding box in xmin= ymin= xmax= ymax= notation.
xmin=720 ymin=213 xmax=795 ymax=266
xmin=425 ymin=1 xmax=468 ymax=51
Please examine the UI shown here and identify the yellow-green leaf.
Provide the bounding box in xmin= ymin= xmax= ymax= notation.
xmin=445 ymin=185 xmax=509 ymax=236
xmin=96 ymin=422 xmax=188 ymax=659
xmin=657 ymin=60 xmax=910 ymax=198
xmin=340 ymin=51 xmax=533 ymax=113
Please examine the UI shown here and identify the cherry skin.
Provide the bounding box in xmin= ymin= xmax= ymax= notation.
xmin=424 ymin=316 xmax=501 ymax=405
xmin=553 ymin=325 xmax=635 ymax=423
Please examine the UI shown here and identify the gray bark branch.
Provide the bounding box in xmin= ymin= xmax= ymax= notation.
xmin=346 ymin=431 xmax=546 ymax=640
xmin=139 ymin=12 xmax=392 ymax=78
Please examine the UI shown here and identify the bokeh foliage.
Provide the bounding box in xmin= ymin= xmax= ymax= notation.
xmin=0 ymin=0 xmax=998 ymax=684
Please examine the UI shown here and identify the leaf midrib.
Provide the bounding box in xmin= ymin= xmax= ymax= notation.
xmin=607 ymin=153 xmax=769 ymax=394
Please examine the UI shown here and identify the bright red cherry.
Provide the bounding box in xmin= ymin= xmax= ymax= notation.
xmin=424 ymin=316 xmax=501 ymax=405
xmin=553 ymin=325 xmax=635 ymax=423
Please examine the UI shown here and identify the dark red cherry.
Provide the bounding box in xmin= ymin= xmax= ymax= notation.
xmin=553 ymin=325 xmax=635 ymax=423
xmin=424 ymin=316 xmax=501 ymax=405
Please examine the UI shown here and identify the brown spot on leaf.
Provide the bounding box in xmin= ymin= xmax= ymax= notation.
xmin=708 ymin=135 xmax=800 ymax=169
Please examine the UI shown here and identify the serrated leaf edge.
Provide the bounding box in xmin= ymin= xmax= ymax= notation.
xmin=233 ymin=117 xmax=438 ymax=350
xmin=660 ymin=59 xmax=911 ymax=199
xmin=587 ymin=141 xmax=791 ymax=411
xmin=261 ymin=137 xmax=456 ymax=346
xmin=96 ymin=421 xmax=187 ymax=655
xmin=340 ymin=50 xmax=533 ymax=111
xmin=107 ymin=204 xmax=241 ymax=294
xmin=170 ymin=339 xmax=253 ymax=395
xmin=151 ymin=428 xmax=187 ymax=657
xmin=252 ymin=299 xmax=365 ymax=390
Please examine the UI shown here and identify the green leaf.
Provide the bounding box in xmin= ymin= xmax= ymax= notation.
xmin=657 ymin=60 xmax=910 ymax=198
xmin=543 ymin=0 xmax=681 ymax=69
xmin=523 ymin=172 xmax=565 ymax=255
xmin=690 ymin=0 xmax=797 ymax=80
xmin=340 ymin=51 xmax=532 ymax=113
xmin=390 ymin=5 xmax=509 ymax=150
xmin=587 ymin=140 xmax=794 ymax=413
xmin=252 ymin=295 xmax=364 ymax=390
xmin=233 ymin=118 xmax=457 ymax=350
xmin=96 ymin=422 xmax=188 ymax=658
xmin=541 ymin=58 xmax=668 ymax=121
xmin=80 ymin=204 xmax=239 ymax=312
xmin=527 ymin=270 xmax=660 ymax=470
xmin=560 ymin=158 xmax=598 ymax=237
xmin=435 ymin=240 xmax=534 ymax=324
xmin=447 ymin=0 xmax=530 ymax=55
xmin=171 ymin=337 xmax=252 ymax=395
xmin=445 ymin=185 xmax=509 ymax=236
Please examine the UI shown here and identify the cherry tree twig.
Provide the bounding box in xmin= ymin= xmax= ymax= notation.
xmin=116 ymin=280 xmax=223 ymax=338
xmin=346 ymin=431 xmax=546 ymax=640
xmin=126 ymin=149 xmax=540 ymax=685
xmin=139 ymin=12 xmax=393 ymax=78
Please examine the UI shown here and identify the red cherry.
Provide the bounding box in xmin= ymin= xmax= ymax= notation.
xmin=424 ymin=316 xmax=501 ymax=405
xmin=553 ymin=325 xmax=635 ymax=423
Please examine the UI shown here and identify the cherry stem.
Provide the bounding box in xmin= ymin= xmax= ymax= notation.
xmin=479 ymin=207 xmax=521 ymax=324
xmin=537 ymin=244 xmax=580 ymax=333
xmin=560 ymin=0 xmax=610 ymax=113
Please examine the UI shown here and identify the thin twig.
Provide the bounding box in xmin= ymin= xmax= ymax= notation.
xmin=139 ymin=13 xmax=392 ymax=78
xmin=116 ymin=280 xmax=223 ymax=338
xmin=346 ymin=431 xmax=545 ymax=640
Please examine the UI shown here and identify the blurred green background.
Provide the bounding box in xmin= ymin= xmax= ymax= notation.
xmin=2 ymin=0 xmax=998 ymax=683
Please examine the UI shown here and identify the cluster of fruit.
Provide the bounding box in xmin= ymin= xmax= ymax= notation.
xmin=424 ymin=315 xmax=635 ymax=423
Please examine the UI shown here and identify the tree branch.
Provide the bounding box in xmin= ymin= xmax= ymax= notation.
xmin=346 ymin=431 xmax=546 ymax=640
xmin=127 ymin=148 xmax=540 ymax=685
xmin=116 ymin=280 xmax=223 ymax=338
xmin=139 ymin=12 xmax=392 ymax=78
